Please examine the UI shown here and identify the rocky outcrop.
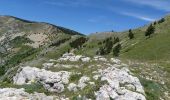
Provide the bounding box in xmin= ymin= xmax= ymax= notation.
xmin=67 ymin=83 xmax=78 ymax=92
xmin=13 ymin=66 xmax=71 ymax=93
xmin=96 ymin=85 xmax=145 ymax=100
xmin=43 ymin=63 xmax=54 ymax=69
xmin=11 ymin=53 xmax=146 ymax=100
xmin=94 ymin=56 xmax=107 ymax=62
xmin=95 ymin=66 xmax=145 ymax=100
xmin=78 ymin=76 xmax=90 ymax=90
xmin=0 ymin=88 xmax=57 ymax=100
xmin=110 ymin=58 xmax=121 ymax=64
xmin=57 ymin=53 xmax=91 ymax=62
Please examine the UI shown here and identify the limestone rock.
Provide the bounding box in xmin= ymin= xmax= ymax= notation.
xmin=81 ymin=57 xmax=91 ymax=62
xmin=93 ymin=56 xmax=107 ymax=62
xmin=57 ymin=53 xmax=91 ymax=62
xmin=43 ymin=63 xmax=54 ymax=69
xmin=67 ymin=83 xmax=78 ymax=92
xmin=93 ymin=75 xmax=101 ymax=80
xmin=95 ymin=65 xmax=146 ymax=100
xmin=13 ymin=66 xmax=71 ymax=93
xmin=78 ymin=76 xmax=90 ymax=90
xmin=110 ymin=58 xmax=121 ymax=64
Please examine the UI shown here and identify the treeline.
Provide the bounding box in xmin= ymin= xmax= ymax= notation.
xmin=127 ymin=18 xmax=165 ymax=39
xmin=97 ymin=37 xmax=121 ymax=57
xmin=70 ymin=37 xmax=88 ymax=49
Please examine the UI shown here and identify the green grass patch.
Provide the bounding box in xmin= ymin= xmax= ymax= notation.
xmin=0 ymin=82 xmax=49 ymax=95
xmin=139 ymin=77 xmax=161 ymax=100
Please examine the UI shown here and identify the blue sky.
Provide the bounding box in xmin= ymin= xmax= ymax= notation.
xmin=0 ymin=0 xmax=170 ymax=34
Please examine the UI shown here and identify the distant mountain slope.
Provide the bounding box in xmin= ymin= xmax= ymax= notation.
xmin=0 ymin=15 xmax=83 ymax=53
xmin=0 ymin=15 xmax=84 ymax=77
xmin=0 ymin=15 xmax=82 ymax=36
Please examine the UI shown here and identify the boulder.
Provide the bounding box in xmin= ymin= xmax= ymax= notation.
xmin=110 ymin=58 xmax=121 ymax=64
xmin=98 ymin=57 xmax=107 ymax=62
xmin=81 ymin=57 xmax=91 ymax=62
xmin=46 ymin=83 xmax=65 ymax=93
xmin=96 ymin=85 xmax=118 ymax=100
xmin=67 ymin=83 xmax=78 ymax=92
xmin=93 ymin=75 xmax=101 ymax=80
xmin=13 ymin=66 xmax=71 ymax=93
xmin=69 ymin=55 xmax=82 ymax=62
xmin=78 ymin=76 xmax=90 ymax=90
xmin=93 ymin=56 xmax=107 ymax=62
xmin=43 ymin=63 xmax=54 ymax=69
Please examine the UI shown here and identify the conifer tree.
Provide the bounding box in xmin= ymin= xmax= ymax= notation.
xmin=128 ymin=29 xmax=134 ymax=39
xmin=145 ymin=24 xmax=155 ymax=38
xmin=113 ymin=43 xmax=121 ymax=57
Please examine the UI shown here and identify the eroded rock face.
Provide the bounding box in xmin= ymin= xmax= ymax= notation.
xmin=13 ymin=66 xmax=71 ymax=93
xmin=0 ymin=88 xmax=57 ymax=100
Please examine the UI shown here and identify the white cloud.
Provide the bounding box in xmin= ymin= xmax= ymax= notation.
xmin=122 ymin=12 xmax=156 ymax=22
xmin=44 ymin=0 xmax=91 ymax=7
xmin=126 ymin=0 xmax=170 ymax=11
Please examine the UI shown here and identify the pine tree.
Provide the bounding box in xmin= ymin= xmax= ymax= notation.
xmin=113 ymin=44 xmax=121 ymax=57
xmin=114 ymin=37 xmax=120 ymax=44
xmin=158 ymin=18 xmax=165 ymax=24
xmin=128 ymin=29 xmax=134 ymax=39
xmin=145 ymin=24 xmax=155 ymax=38
xmin=99 ymin=47 xmax=105 ymax=55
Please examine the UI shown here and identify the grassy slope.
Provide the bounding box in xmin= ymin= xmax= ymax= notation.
xmin=119 ymin=16 xmax=170 ymax=100
xmin=76 ymin=15 xmax=170 ymax=100
xmin=121 ymin=16 xmax=170 ymax=62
